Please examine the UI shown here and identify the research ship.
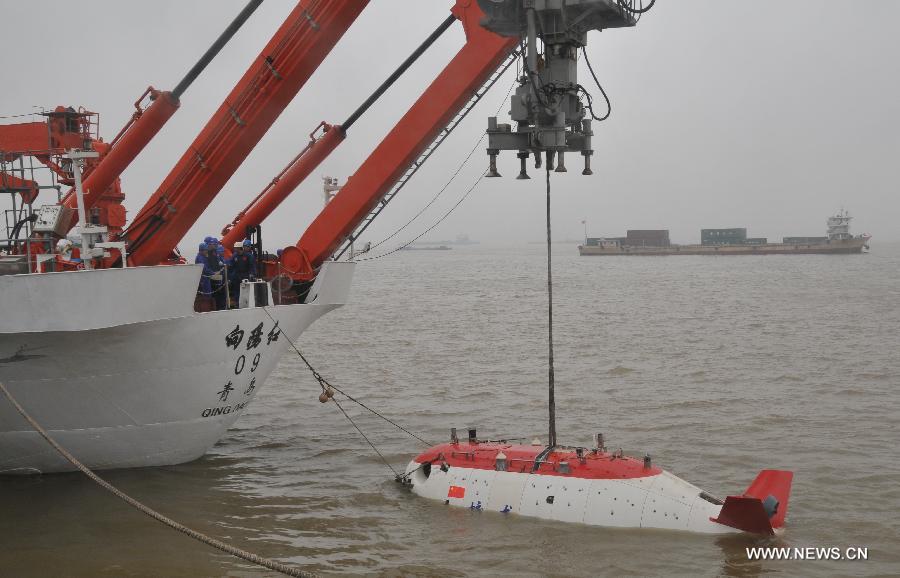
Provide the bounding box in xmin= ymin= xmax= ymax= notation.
xmin=579 ymin=211 xmax=871 ymax=256
xmin=0 ymin=0 xmax=531 ymax=474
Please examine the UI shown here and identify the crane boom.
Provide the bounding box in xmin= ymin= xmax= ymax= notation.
xmin=219 ymin=121 xmax=344 ymax=251
xmin=125 ymin=0 xmax=369 ymax=266
xmin=60 ymin=0 xmax=266 ymax=230
xmin=219 ymin=14 xmax=459 ymax=255
xmin=281 ymin=0 xmax=518 ymax=279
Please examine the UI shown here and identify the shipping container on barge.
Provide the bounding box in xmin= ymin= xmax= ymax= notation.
xmin=578 ymin=211 xmax=870 ymax=256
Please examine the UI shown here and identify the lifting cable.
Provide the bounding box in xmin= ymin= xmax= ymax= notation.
xmin=545 ymin=164 xmax=557 ymax=448
xmin=0 ymin=380 xmax=318 ymax=578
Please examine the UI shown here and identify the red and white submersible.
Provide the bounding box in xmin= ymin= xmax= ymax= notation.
xmin=402 ymin=430 xmax=792 ymax=535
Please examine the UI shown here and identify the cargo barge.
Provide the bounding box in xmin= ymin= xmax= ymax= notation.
xmin=579 ymin=211 xmax=870 ymax=256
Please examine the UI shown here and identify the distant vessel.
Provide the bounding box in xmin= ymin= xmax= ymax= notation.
xmin=416 ymin=234 xmax=477 ymax=246
xmin=579 ymin=211 xmax=871 ymax=256
xmin=400 ymin=245 xmax=452 ymax=251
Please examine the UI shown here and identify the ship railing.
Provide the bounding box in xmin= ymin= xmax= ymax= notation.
xmin=0 ymin=150 xmax=69 ymax=274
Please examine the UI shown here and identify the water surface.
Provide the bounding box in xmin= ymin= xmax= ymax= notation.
xmin=2 ymin=243 xmax=898 ymax=577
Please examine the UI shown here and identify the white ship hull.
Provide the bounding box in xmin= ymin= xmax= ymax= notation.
xmin=0 ymin=261 xmax=354 ymax=474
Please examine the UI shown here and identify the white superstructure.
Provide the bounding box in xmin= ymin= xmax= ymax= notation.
xmin=827 ymin=209 xmax=854 ymax=241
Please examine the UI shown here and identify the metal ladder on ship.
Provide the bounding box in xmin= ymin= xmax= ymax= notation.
xmin=334 ymin=48 xmax=520 ymax=260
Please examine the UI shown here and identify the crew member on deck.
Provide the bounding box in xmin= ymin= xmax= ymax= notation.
xmin=205 ymin=239 xmax=224 ymax=311
xmin=242 ymin=238 xmax=255 ymax=262
xmin=194 ymin=242 xmax=215 ymax=312
xmin=229 ymin=242 xmax=256 ymax=305
xmin=213 ymin=244 xmax=227 ymax=310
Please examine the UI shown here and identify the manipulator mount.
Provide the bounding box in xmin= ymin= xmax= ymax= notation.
xmin=478 ymin=0 xmax=637 ymax=178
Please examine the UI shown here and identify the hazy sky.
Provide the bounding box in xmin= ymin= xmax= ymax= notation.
xmin=3 ymin=1 xmax=898 ymax=249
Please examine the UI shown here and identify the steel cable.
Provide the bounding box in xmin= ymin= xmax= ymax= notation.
xmin=331 ymin=397 xmax=400 ymax=477
xmin=364 ymin=78 xmax=518 ymax=254
xmin=356 ymin=171 xmax=486 ymax=261
xmin=259 ymin=308 xmax=433 ymax=447
xmin=545 ymin=164 xmax=556 ymax=448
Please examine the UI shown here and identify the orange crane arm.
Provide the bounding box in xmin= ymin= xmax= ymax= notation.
xmin=281 ymin=0 xmax=518 ymax=278
xmin=219 ymin=14 xmax=459 ymax=254
xmin=125 ymin=0 xmax=369 ymax=266
xmin=62 ymin=0 xmax=266 ymax=229
xmin=60 ymin=88 xmax=179 ymax=221
xmin=220 ymin=121 xmax=344 ymax=252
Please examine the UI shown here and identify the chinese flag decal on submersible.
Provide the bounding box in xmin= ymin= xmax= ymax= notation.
xmin=447 ymin=485 xmax=466 ymax=499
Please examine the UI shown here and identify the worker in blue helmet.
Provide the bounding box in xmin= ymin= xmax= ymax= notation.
xmin=207 ymin=242 xmax=226 ymax=311
xmin=228 ymin=241 xmax=256 ymax=305
xmin=242 ymin=238 xmax=257 ymax=276
xmin=215 ymin=244 xmax=229 ymax=309
xmin=194 ymin=242 xmax=215 ymax=312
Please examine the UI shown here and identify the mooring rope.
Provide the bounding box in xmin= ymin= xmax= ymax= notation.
xmin=330 ymin=396 xmax=400 ymax=477
xmin=0 ymin=380 xmax=318 ymax=578
xmin=262 ymin=307 xmax=435 ymax=472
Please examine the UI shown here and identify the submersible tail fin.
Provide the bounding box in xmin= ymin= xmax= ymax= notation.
xmin=711 ymin=470 xmax=793 ymax=534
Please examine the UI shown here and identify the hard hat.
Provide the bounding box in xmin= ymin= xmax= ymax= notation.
xmin=207 ymin=237 xmax=218 ymax=245
xmin=234 ymin=242 xmax=242 ymax=249
xmin=199 ymin=242 xmax=208 ymax=251
xmin=242 ymin=239 xmax=253 ymax=247
xmin=203 ymin=236 xmax=214 ymax=244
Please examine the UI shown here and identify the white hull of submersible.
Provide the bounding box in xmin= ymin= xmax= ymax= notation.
xmin=404 ymin=438 xmax=793 ymax=535
xmin=0 ymin=261 xmax=354 ymax=474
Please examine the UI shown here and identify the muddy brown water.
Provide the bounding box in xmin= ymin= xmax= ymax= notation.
xmin=2 ymin=243 xmax=898 ymax=577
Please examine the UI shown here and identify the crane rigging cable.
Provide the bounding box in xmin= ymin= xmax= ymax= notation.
xmin=334 ymin=48 xmax=521 ymax=260
xmin=364 ymin=78 xmax=518 ymax=254
xmin=356 ymin=171 xmax=486 ymax=261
